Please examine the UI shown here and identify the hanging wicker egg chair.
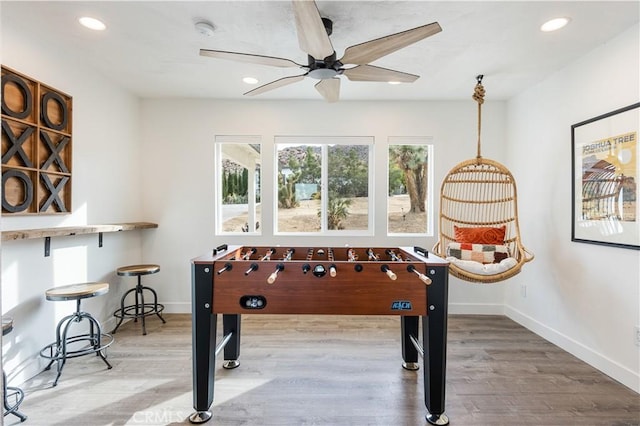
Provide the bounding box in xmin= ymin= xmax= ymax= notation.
xmin=433 ymin=76 xmax=534 ymax=283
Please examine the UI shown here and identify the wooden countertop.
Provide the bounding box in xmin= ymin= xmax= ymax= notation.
xmin=1 ymin=222 xmax=158 ymax=242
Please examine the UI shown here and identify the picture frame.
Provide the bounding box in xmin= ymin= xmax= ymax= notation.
xmin=571 ymin=102 xmax=640 ymax=250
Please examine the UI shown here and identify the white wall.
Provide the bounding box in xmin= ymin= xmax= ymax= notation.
xmin=505 ymin=24 xmax=640 ymax=392
xmin=1 ymin=21 xmax=146 ymax=383
xmin=3 ymin=6 xmax=637 ymax=398
xmin=139 ymin=98 xmax=509 ymax=314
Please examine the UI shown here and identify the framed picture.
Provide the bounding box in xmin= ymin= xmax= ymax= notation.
xmin=571 ymin=102 xmax=640 ymax=250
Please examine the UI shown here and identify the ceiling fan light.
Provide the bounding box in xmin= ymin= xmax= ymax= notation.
xmin=243 ymin=77 xmax=259 ymax=85
xmin=540 ymin=17 xmax=570 ymax=32
xmin=79 ymin=16 xmax=106 ymax=31
xmin=308 ymin=68 xmax=339 ymax=80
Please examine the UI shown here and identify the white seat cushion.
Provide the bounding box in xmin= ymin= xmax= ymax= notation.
xmin=446 ymin=256 xmax=518 ymax=275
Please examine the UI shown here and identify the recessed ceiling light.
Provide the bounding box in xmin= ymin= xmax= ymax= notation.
xmin=243 ymin=77 xmax=259 ymax=85
xmin=388 ymin=81 xmax=402 ymax=85
xmin=79 ymin=16 xmax=106 ymax=31
xmin=540 ymin=17 xmax=570 ymax=32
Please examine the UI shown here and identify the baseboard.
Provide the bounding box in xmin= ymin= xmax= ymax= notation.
xmin=448 ymin=303 xmax=504 ymax=315
xmin=504 ymin=305 xmax=640 ymax=393
xmin=162 ymin=302 xmax=192 ymax=314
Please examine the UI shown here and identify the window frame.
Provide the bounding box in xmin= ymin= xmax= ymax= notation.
xmin=214 ymin=135 xmax=262 ymax=236
xmin=386 ymin=136 xmax=435 ymax=236
xmin=274 ymin=135 xmax=375 ymax=236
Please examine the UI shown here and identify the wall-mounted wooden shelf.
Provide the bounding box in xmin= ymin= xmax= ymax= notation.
xmin=1 ymin=222 xmax=158 ymax=256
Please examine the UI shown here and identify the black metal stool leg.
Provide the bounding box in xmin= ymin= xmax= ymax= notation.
xmin=43 ymin=311 xmax=75 ymax=372
xmin=138 ymin=277 xmax=147 ymax=335
xmin=134 ymin=278 xmax=141 ymax=323
xmin=82 ymin=313 xmax=112 ymax=369
xmin=144 ymin=286 xmax=167 ymax=324
xmin=112 ymin=287 xmax=136 ymax=334
xmin=51 ymin=309 xmax=79 ymax=387
xmin=3 ymin=371 xmax=27 ymax=422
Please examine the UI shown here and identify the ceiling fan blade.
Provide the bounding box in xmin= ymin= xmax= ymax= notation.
xmin=340 ymin=22 xmax=442 ymax=65
xmin=200 ymin=49 xmax=302 ymax=68
xmin=291 ymin=0 xmax=334 ymax=60
xmin=244 ymin=74 xmax=307 ymax=96
xmin=343 ymin=65 xmax=419 ymax=83
xmin=315 ymin=78 xmax=340 ymax=103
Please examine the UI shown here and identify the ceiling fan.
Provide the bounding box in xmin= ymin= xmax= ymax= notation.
xmin=199 ymin=0 xmax=442 ymax=102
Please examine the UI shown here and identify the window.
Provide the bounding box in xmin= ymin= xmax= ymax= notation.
xmin=387 ymin=137 xmax=434 ymax=235
xmin=215 ymin=136 xmax=261 ymax=234
xmin=275 ymin=136 xmax=373 ymax=234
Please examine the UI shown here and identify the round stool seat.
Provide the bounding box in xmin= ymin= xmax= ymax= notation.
xmin=45 ymin=282 xmax=109 ymax=302
xmin=117 ymin=264 xmax=160 ymax=277
xmin=2 ymin=316 xmax=14 ymax=336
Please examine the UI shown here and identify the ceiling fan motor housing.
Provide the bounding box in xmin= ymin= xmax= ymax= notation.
xmin=307 ymin=51 xmax=343 ymax=79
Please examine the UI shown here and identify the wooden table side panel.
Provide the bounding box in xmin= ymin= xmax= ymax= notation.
xmin=212 ymin=274 xmax=427 ymax=315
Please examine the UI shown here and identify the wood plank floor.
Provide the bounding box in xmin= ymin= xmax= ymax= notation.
xmin=6 ymin=314 xmax=639 ymax=426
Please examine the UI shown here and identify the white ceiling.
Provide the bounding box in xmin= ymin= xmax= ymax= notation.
xmin=2 ymin=1 xmax=638 ymax=101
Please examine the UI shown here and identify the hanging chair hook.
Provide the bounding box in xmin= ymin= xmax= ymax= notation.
xmin=472 ymin=78 xmax=485 ymax=105
xmin=473 ymin=75 xmax=485 ymax=160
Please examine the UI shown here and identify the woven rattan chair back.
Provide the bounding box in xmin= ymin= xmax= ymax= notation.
xmin=433 ymin=157 xmax=534 ymax=283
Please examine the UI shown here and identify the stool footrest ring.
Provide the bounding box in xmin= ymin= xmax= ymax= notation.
xmin=112 ymin=282 xmax=166 ymax=335
xmin=4 ymin=381 xmax=27 ymax=421
xmin=40 ymin=333 xmax=114 ymax=361
xmin=113 ymin=303 xmax=165 ymax=320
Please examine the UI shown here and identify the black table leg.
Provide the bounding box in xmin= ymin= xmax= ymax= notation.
xmin=423 ymin=265 xmax=449 ymax=425
xmin=401 ymin=316 xmax=420 ymax=370
xmin=190 ymin=263 xmax=216 ymax=424
xmin=222 ymin=314 xmax=241 ymax=369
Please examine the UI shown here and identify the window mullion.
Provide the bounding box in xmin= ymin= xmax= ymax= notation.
xmin=321 ymin=145 xmax=328 ymax=233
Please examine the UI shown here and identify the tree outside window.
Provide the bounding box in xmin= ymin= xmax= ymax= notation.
xmin=388 ymin=139 xmax=433 ymax=235
xmin=276 ymin=137 xmax=373 ymax=234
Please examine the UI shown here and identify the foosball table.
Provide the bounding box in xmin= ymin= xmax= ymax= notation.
xmin=189 ymin=245 xmax=450 ymax=425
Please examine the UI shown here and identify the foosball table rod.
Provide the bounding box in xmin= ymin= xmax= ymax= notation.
xmin=215 ymin=332 xmax=240 ymax=369
xmin=407 ymin=265 xmax=432 ymax=285
xmin=267 ymin=263 xmax=285 ymax=284
xmin=402 ymin=334 xmax=424 ymax=371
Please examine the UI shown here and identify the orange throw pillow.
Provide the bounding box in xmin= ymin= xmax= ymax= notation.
xmin=454 ymin=226 xmax=506 ymax=245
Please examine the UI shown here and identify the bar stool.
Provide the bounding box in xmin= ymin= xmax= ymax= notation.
xmin=112 ymin=264 xmax=166 ymax=335
xmin=2 ymin=316 xmax=27 ymax=422
xmin=40 ymin=282 xmax=114 ymax=387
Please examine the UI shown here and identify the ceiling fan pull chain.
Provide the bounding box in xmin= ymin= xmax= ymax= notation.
xmin=472 ymin=74 xmax=485 ymax=161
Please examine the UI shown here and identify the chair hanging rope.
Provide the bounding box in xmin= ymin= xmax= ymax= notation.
xmin=433 ymin=76 xmax=533 ymax=283
xmin=473 ymin=74 xmax=485 ymax=159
